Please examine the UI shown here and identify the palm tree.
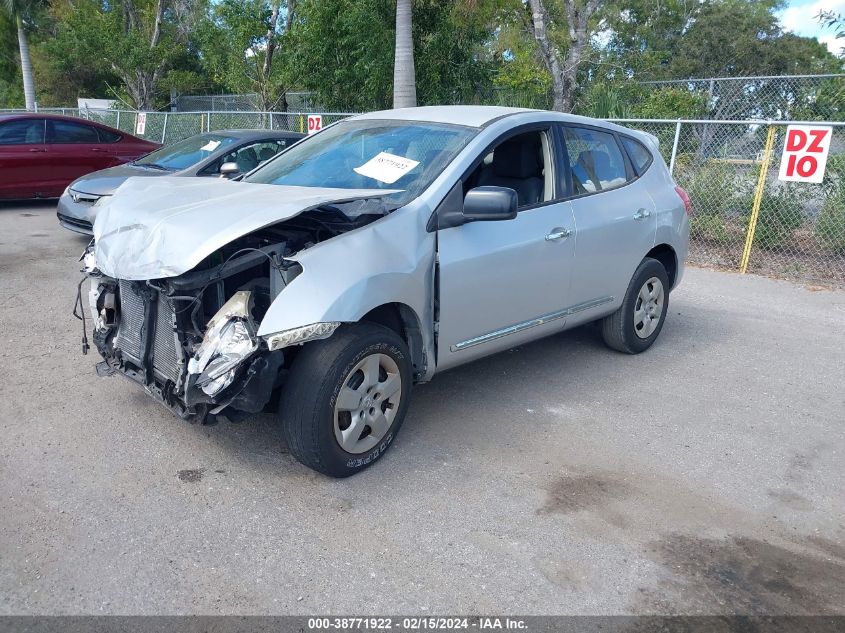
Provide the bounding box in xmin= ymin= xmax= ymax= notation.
xmin=392 ymin=0 xmax=416 ymax=108
xmin=2 ymin=0 xmax=36 ymax=110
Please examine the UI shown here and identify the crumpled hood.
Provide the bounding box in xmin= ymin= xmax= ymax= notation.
xmin=93 ymin=177 xmax=393 ymax=280
xmin=71 ymin=164 xmax=164 ymax=196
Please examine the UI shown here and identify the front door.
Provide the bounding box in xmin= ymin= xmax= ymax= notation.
xmin=436 ymin=127 xmax=576 ymax=370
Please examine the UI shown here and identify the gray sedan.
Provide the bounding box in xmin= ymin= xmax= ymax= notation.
xmin=56 ymin=129 xmax=304 ymax=234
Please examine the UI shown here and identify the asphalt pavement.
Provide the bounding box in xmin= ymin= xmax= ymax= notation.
xmin=1 ymin=202 xmax=843 ymax=615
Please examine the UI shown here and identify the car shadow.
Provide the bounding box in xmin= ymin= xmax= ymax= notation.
xmin=0 ymin=199 xmax=59 ymax=211
xmin=197 ymin=303 xmax=727 ymax=478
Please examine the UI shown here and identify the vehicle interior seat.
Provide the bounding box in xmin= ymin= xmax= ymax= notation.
xmin=236 ymin=147 xmax=259 ymax=172
xmin=573 ymin=150 xmax=625 ymax=193
xmin=477 ymin=137 xmax=543 ymax=207
xmin=258 ymin=147 xmax=277 ymax=163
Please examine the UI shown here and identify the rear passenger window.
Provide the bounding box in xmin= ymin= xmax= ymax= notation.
xmin=97 ymin=127 xmax=122 ymax=143
xmin=562 ymin=127 xmax=628 ymax=195
xmin=0 ymin=119 xmax=45 ymax=144
xmin=51 ymin=121 xmax=100 ymax=143
xmin=621 ymin=136 xmax=653 ymax=175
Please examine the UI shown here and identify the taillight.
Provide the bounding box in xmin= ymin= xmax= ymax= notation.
xmin=675 ymin=185 xmax=692 ymax=215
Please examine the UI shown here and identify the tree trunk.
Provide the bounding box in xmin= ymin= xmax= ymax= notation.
xmin=393 ymin=0 xmax=416 ymax=109
xmin=526 ymin=0 xmax=597 ymax=113
xmin=263 ymin=0 xmax=282 ymax=79
xmin=16 ymin=15 xmax=36 ymax=111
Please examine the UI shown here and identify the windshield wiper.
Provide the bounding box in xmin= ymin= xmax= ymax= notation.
xmin=134 ymin=162 xmax=170 ymax=171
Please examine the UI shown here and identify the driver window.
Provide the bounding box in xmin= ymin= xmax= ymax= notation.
xmin=463 ymin=130 xmax=553 ymax=209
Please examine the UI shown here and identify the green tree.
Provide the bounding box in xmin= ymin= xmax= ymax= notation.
xmin=195 ymin=0 xmax=294 ymax=111
xmin=45 ymin=0 xmax=205 ymax=110
xmin=2 ymin=0 xmax=37 ymax=109
xmin=523 ymin=0 xmax=602 ymax=112
xmin=285 ymin=0 xmax=497 ymax=111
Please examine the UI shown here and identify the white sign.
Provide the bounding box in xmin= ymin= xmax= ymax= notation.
xmin=353 ymin=152 xmax=420 ymax=184
xmin=77 ymin=98 xmax=116 ymax=111
xmin=307 ymin=114 xmax=322 ymax=135
xmin=135 ymin=112 xmax=147 ymax=136
xmin=778 ymin=125 xmax=833 ymax=184
xmin=200 ymin=140 xmax=221 ymax=152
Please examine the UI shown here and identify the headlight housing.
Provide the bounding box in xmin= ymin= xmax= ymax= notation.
xmin=264 ymin=322 xmax=341 ymax=351
xmin=188 ymin=291 xmax=258 ymax=397
xmin=79 ymin=241 xmax=99 ymax=274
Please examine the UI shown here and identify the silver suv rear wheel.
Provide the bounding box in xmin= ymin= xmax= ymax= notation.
xmin=602 ymin=257 xmax=670 ymax=354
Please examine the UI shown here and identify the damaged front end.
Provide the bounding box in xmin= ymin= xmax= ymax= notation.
xmin=78 ymin=199 xmax=385 ymax=424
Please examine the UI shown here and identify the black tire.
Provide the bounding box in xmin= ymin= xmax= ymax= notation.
xmin=601 ymin=257 xmax=670 ymax=354
xmin=279 ymin=322 xmax=412 ymax=477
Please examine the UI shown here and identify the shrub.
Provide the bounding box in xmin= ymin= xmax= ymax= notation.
xmin=680 ymin=161 xmax=741 ymax=219
xmin=816 ymin=195 xmax=845 ymax=253
xmin=690 ymin=214 xmax=731 ymax=244
xmin=744 ymin=186 xmax=805 ymax=250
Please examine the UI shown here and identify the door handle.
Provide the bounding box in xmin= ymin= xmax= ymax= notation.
xmin=28 ymin=148 xmax=47 ymax=153
xmin=633 ymin=208 xmax=651 ymax=220
xmin=91 ymin=147 xmax=106 ymax=152
xmin=545 ymin=227 xmax=572 ymax=241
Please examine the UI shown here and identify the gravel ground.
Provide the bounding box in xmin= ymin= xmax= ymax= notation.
xmin=1 ymin=202 xmax=844 ymax=616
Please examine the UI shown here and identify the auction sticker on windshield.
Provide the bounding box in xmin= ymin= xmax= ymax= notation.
xmin=200 ymin=140 xmax=221 ymax=152
xmin=354 ymin=152 xmax=420 ymax=184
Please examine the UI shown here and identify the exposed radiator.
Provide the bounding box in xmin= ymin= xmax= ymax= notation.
xmin=115 ymin=280 xmax=182 ymax=384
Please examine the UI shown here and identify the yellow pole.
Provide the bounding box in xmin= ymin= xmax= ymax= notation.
xmin=739 ymin=125 xmax=777 ymax=274
xmin=300 ymin=114 xmax=304 ymax=134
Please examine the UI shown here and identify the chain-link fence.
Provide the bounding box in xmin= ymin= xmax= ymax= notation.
xmin=638 ymin=74 xmax=845 ymax=121
xmin=173 ymin=92 xmax=323 ymax=112
xmin=3 ymin=106 xmax=844 ymax=285
xmin=0 ymin=108 xmax=357 ymax=144
xmin=613 ymin=118 xmax=845 ymax=286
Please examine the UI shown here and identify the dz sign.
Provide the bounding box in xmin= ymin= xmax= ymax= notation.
xmin=135 ymin=112 xmax=147 ymax=136
xmin=778 ymin=125 xmax=833 ymax=183
xmin=307 ymin=114 xmax=322 ymax=135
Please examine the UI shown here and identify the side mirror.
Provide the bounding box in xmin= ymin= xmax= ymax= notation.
xmin=463 ymin=186 xmax=518 ymax=222
xmin=219 ymin=162 xmax=240 ymax=179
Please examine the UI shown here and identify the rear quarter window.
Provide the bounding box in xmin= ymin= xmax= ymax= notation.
xmin=621 ymin=136 xmax=653 ymax=175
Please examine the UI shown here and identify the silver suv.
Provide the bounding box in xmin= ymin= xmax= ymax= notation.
xmin=79 ymin=106 xmax=690 ymax=477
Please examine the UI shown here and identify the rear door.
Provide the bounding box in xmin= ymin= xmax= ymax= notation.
xmin=0 ymin=118 xmax=48 ymax=199
xmin=47 ymin=119 xmax=116 ymax=192
xmin=559 ymin=124 xmax=657 ymax=316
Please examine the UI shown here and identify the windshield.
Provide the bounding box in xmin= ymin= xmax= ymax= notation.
xmin=245 ymin=119 xmax=476 ymax=206
xmin=135 ymin=133 xmax=237 ymax=171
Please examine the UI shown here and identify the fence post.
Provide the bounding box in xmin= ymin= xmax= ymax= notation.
xmin=116 ymin=110 xmax=120 ymax=130
xmin=739 ymin=125 xmax=778 ymax=274
xmin=161 ymin=112 xmax=168 ymax=143
xmin=269 ymin=112 xmax=274 ymax=130
xmin=669 ymin=120 xmax=682 ymax=175
xmin=207 ymin=111 xmax=212 ymax=132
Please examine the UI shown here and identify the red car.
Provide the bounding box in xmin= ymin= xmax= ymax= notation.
xmin=0 ymin=113 xmax=160 ymax=200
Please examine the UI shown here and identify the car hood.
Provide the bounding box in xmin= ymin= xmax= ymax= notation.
xmin=71 ymin=164 xmax=167 ymax=196
xmin=93 ymin=177 xmax=395 ymax=280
